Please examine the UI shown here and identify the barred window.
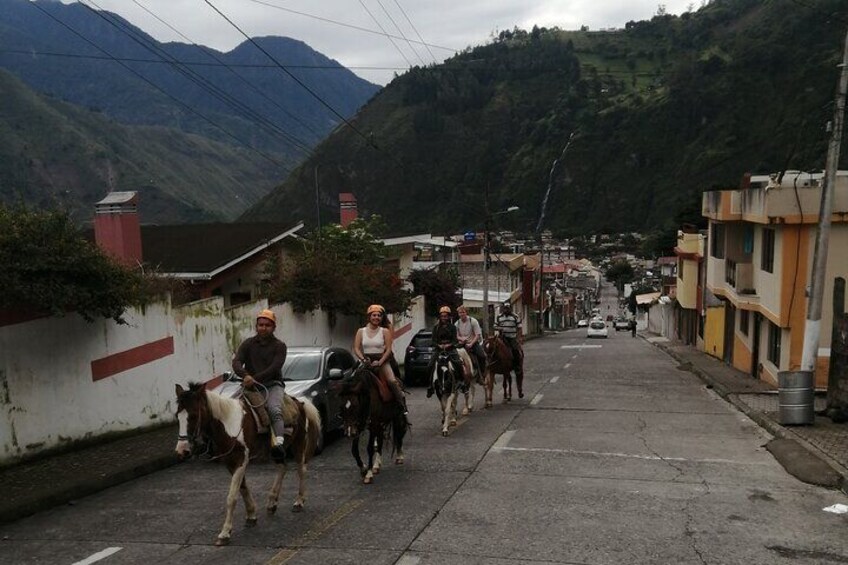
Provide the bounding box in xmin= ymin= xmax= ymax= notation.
xmin=761 ymin=228 xmax=775 ymax=273
xmin=767 ymin=321 xmax=781 ymax=365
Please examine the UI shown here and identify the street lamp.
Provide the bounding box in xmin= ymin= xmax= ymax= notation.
xmin=482 ymin=203 xmax=519 ymax=335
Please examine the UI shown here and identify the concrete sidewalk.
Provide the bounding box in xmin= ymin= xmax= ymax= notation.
xmin=0 ymin=424 xmax=178 ymax=524
xmin=644 ymin=332 xmax=848 ymax=491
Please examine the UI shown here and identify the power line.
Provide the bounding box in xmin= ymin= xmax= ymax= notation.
xmin=392 ymin=0 xmax=438 ymax=65
xmin=130 ymin=0 xmax=324 ymax=143
xmin=374 ymin=0 xmax=427 ymax=66
xmin=79 ymin=0 xmax=314 ymax=156
xmin=0 ymin=49 xmax=407 ymax=70
xmin=26 ymin=1 xmax=290 ymax=172
xmin=202 ymin=0 xmax=400 ymax=165
xmin=242 ymin=0 xmax=457 ymax=53
xmin=357 ymin=0 xmax=413 ymax=68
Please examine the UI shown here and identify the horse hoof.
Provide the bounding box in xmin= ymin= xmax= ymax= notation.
xmin=291 ymin=503 xmax=304 ymax=513
xmin=442 ymin=430 xmax=449 ymax=437
xmin=245 ymin=517 xmax=258 ymax=527
xmin=363 ymin=476 xmax=373 ymax=485
xmin=395 ymin=457 xmax=404 ymax=465
xmin=372 ymin=467 xmax=381 ymax=475
xmin=518 ymin=392 xmax=524 ymax=398
xmin=266 ymin=505 xmax=277 ymax=515
xmin=485 ymin=402 xmax=492 ymax=409
xmin=461 ymin=408 xmax=469 ymax=416
xmin=215 ymin=537 xmax=230 ymax=547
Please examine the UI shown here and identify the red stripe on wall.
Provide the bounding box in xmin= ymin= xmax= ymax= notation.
xmin=91 ymin=336 xmax=174 ymax=381
xmin=392 ymin=323 xmax=413 ymax=339
xmin=204 ymin=374 xmax=224 ymax=390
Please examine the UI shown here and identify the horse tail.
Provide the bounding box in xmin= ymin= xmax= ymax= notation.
xmin=300 ymin=398 xmax=323 ymax=454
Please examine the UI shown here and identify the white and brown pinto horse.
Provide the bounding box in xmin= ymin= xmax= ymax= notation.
xmin=174 ymin=382 xmax=321 ymax=546
xmin=430 ymin=344 xmax=476 ymax=436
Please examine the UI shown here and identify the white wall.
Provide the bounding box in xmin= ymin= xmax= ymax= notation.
xmin=0 ymin=295 xmax=406 ymax=465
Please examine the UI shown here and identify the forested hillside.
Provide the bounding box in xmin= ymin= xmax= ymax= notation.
xmin=0 ymin=69 xmax=280 ymax=223
xmin=243 ymin=0 xmax=848 ymax=238
xmin=0 ymin=0 xmax=379 ymax=158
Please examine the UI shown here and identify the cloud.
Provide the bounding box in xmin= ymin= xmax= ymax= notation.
xmin=66 ymin=0 xmax=697 ymax=84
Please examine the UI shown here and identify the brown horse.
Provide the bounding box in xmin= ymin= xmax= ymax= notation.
xmin=482 ymin=335 xmax=524 ymax=407
xmin=339 ymin=364 xmax=408 ymax=484
xmin=174 ymin=382 xmax=321 ymax=546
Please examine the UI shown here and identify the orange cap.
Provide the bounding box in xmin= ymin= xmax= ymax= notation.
xmin=367 ymin=304 xmax=384 ymax=315
xmin=257 ymin=309 xmax=276 ymax=324
xmin=439 ymin=306 xmax=451 ymax=314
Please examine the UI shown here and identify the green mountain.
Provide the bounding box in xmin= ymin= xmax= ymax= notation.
xmin=0 ymin=0 xmax=379 ymax=158
xmin=242 ymin=0 xmax=848 ymax=237
xmin=0 ymin=68 xmax=281 ymax=223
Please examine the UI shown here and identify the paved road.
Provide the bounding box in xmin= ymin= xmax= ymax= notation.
xmin=3 ymin=297 xmax=848 ymax=564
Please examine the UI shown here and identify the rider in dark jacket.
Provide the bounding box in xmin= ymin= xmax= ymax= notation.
xmin=426 ymin=306 xmax=463 ymax=397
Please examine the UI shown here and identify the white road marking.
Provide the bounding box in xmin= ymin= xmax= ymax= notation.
xmin=549 ymin=376 xmax=560 ymax=384
xmin=492 ymin=430 xmax=516 ymax=450
xmin=563 ymin=363 xmax=571 ymax=369
xmin=492 ymin=446 xmax=761 ymax=465
xmin=397 ymin=555 xmax=421 ymax=565
xmin=72 ymin=548 xmax=123 ymax=565
xmin=561 ymin=345 xmax=602 ymax=349
xmin=530 ymin=394 xmax=543 ymax=405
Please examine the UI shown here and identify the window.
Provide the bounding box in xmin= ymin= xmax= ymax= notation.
xmin=743 ymin=225 xmax=754 ymax=254
xmin=761 ymin=228 xmax=775 ymax=273
xmin=711 ymin=223 xmax=725 ymax=259
xmin=740 ymin=310 xmax=749 ymax=336
xmin=678 ymin=258 xmax=684 ymax=279
xmin=767 ymin=322 xmax=781 ymax=365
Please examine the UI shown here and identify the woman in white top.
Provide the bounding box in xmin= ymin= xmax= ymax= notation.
xmin=353 ymin=304 xmax=408 ymax=414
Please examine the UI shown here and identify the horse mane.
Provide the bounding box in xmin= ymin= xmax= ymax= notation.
xmin=179 ymin=382 xmax=243 ymax=438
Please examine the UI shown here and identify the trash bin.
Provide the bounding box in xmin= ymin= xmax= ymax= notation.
xmin=778 ymin=371 xmax=814 ymax=425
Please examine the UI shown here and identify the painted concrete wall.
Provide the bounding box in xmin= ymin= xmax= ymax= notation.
xmin=647 ymin=302 xmax=676 ymax=339
xmin=0 ymin=294 xmax=427 ymax=465
xmin=703 ymin=305 xmax=725 ymax=360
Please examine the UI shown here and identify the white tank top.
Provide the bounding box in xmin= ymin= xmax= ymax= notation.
xmin=361 ymin=326 xmax=386 ymax=355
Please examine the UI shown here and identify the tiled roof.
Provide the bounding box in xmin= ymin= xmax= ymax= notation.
xmin=85 ymin=222 xmax=302 ymax=274
xmin=141 ymin=222 xmax=301 ymax=274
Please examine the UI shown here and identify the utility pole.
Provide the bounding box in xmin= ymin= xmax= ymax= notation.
xmin=800 ymin=27 xmax=848 ymax=373
xmin=482 ymin=184 xmax=491 ymax=335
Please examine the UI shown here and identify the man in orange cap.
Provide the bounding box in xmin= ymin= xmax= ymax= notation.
xmin=232 ymin=309 xmax=289 ymax=457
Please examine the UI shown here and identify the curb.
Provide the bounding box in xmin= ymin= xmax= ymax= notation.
xmin=0 ymin=453 xmax=179 ymax=525
xmin=646 ymin=336 xmax=848 ymax=494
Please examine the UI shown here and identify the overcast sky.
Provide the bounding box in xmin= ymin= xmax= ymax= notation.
xmin=65 ymin=0 xmax=697 ymax=85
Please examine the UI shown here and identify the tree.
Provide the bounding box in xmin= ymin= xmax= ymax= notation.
xmin=408 ymin=267 xmax=461 ymax=317
xmin=605 ymin=259 xmax=635 ymax=293
xmin=266 ymin=216 xmax=412 ymax=318
xmin=0 ymin=205 xmax=153 ymax=323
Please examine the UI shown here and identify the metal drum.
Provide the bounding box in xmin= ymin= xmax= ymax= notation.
xmin=778 ymin=371 xmax=814 ymax=425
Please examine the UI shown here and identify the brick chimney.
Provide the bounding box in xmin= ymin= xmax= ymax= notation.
xmin=339 ymin=192 xmax=358 ymax=228
xmin=94 ymin=191 xmax=142 ymax=266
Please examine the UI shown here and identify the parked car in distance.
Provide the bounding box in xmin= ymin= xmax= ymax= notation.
xmin=587 ymin=319 xmax=609 ymax=338
xmin=614 ymin=318 xmax=631 ymax=331
xmin=404 ymin=330 xmax=434 ymax=386
xmin=577 ymin=319 xmax=589 ymax=328
xmin=215 ymin=346 xmax=355 ymax=453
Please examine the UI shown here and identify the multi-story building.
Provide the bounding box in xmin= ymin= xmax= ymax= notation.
xmin=674 ymin=228 xmax=706 ymax=346
xmin=702 ymin=171 xmax=848 ymax=387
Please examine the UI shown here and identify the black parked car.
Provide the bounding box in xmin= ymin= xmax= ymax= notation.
xmin=216 ymin=346 xmax=355 ymax=453
xmin=403 ymin=330 xmax=434 ymax=386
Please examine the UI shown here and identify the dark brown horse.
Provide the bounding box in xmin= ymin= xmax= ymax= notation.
xmin=174 ymin=382 xmax=321 ymax=545
xmin=482 ymin=335 xmax=524 ymax=407
xmin=339 ymin=364 xmax=408 ymax=484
